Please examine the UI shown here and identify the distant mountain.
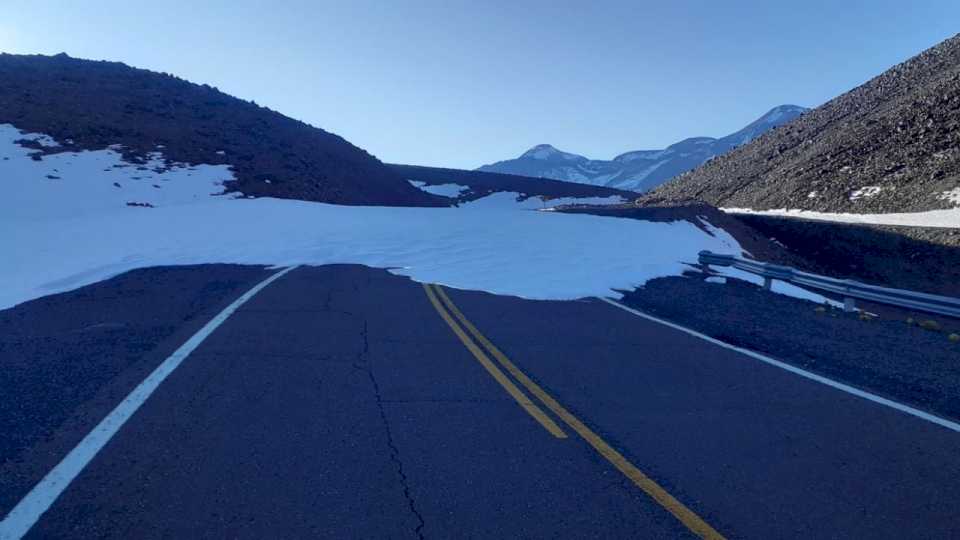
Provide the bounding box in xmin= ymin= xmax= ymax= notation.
xmin=0 ymin=53 xmax=438 ymax=206
xmin=477 ymin=105 xmax=808 ymax=192
xmin=645 ymin=34 xmax=960 ymax=215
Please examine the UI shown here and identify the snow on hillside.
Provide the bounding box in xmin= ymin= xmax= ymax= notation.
xmin=1 ymin=124 xmax=837 ymax=310
xmin=1 ymin=124 xmax=236 ymax=220
xmin=722 ymin=207 xmax=960 ymax=229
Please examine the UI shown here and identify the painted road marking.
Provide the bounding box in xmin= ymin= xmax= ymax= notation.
xmin=0 ymin=266 xmax=300 ymax=540
xmin=599 ymin=297 xmax=960 ymax=434
xmin=423 ymin=284 xmax=567 ymax=438
xmin=433 ymin=285 xmax=725 ymax=540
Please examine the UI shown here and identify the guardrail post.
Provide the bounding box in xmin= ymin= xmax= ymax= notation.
xmin=762 ymin=277 xmax=772 ymax=291
xmin=842 ymin=280 xmax=857 ymax=312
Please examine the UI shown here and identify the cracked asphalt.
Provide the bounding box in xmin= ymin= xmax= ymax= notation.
xmin=2 ymin=264 xmax=959 ymax=538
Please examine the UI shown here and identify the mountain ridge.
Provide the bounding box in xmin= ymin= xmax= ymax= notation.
xmin=478 ymin=105 xmax=808 ymax=192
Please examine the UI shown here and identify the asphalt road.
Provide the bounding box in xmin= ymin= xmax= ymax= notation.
xmin=1 ymin=264 xmax=958 ymax=538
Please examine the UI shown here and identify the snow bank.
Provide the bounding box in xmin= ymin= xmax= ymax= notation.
xmin=722 ymin=207 xmax=960 ymax=229
xmin=0 ymin=123 xmax=835 ymax=310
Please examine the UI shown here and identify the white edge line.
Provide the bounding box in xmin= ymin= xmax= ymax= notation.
xmin=0 ymin=265 xmax=299 ymax=540
xmin=597 ymin=296 xmax=960 ymax=434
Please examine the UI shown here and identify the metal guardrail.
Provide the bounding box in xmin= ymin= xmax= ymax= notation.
xmin=698 ymin=251 xmax=960 ymax=318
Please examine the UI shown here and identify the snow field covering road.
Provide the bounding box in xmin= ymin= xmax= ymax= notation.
xmin=2 ymin=123 xmax=831 ymax=309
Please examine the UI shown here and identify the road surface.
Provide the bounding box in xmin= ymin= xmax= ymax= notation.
xmin=1 ymin=264 xmax=958 ymax=538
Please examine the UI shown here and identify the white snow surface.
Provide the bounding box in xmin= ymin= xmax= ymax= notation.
xmin=939 ymin=187 xmax=960 ymax=206
xmin=849 ymin=185 xmax=882 ymax=201
xmin=1 ymin=124 xmax=236 ymax=220
xmin=3 ymin=196 xmax=741 ymax=309
xmin=2 ymin=123 xmax=834 ymax=310
xmin=407 ymin=180 xmax=469 ymax=198
xmin=722 ymin=207 xmax=960 ymax=229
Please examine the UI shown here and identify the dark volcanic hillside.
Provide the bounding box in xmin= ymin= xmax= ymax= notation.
xmin=0 ymin=53 xmax=438 ymax=206
xmin=645 ymin=34 xmax=960 ymax=214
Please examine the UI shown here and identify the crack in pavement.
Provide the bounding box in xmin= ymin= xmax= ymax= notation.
xmin=357 ymin=318 xmax=427 ymax=539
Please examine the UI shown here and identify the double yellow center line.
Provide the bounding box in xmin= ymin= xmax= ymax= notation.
xmin=423 ymin=283 xmax=726 ymax=540
xmin=423 ymin=283 xmax=567 ymax=437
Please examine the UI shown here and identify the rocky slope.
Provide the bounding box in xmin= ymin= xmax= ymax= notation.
xmin=644 ymin=34 xmax=960 ymax=215
xmin=477 ymin=105 xmax=807 ymax=192
xmin=0 ymin=53 xmax=438 ymax=206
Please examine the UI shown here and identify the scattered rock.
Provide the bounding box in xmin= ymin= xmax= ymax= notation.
xmin=919 ymin=319 xmax=943 ymax=332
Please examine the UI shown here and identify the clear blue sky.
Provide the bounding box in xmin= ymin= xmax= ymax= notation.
xmin=1 ymin=1 xmax=957 ymax=168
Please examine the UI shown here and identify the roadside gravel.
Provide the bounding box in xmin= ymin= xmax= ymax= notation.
xmin=618 ymin=273 xmax=960 ymax=423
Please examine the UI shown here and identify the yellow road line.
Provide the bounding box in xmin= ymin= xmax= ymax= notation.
xmin=422 ymin=284 xmax=567 ymax=438
xmin=433 ymin=285 xmax=726 ymax=540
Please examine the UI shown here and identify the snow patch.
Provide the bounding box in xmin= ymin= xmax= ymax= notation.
xmin=850 ymin=185 xmax=882 ymax=201
xmin=939 ymin=187 xmax=960 ymax=206
xmin=17 ymin=130 xmax=60 ymax=148
xmin=1 ymin=124 xmax=236 ymax=220
xmin=722 ymin=207 xmax=960 ymax=229
xmin=408 ymin=180 xmax=469 ymax=198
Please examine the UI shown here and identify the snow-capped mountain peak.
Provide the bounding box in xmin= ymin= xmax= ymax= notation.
xmin=757 ymin=104 xmax=807 ymax=125
xmin=520 ymin=144 xmax=585 ymax=161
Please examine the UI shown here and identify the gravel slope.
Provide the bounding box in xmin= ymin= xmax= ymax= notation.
xmin=644 ymin=34 xmax=960 ymax=214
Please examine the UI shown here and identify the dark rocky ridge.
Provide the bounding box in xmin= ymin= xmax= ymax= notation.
xmin=645 ymin=34 xmax=960 ymax=214
xmin=0 ymin=53 xmax=439 ymax=207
